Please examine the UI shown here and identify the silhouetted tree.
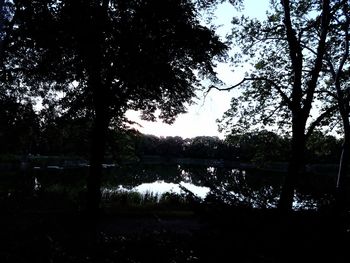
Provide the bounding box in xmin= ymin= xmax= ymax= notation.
xmin=184 ymin=136 xmax=223 ymax=159
xmin=225 ymin=130 xmax=290 ymax=164
xmin=107 ymin=128 xmax=141 ymax=163
xmin=305 ymin=131 xmax=341 ymax=164
xmin=11 ymin=0 xmax=227 ymax=214
xmin=0 ymin=97 xmax=39 ymax=154
xmin=157 ymin=136 xmax=185 ymax=158
xmin=216 ymin=0 xmax=332 ymax=211
xmin=321 ymin=0 xmax=350 ymax=207
xmin=38 ymin=108 xmax=92 ymax=156
xmin=136 ymin=134 xmax=162 ymax=157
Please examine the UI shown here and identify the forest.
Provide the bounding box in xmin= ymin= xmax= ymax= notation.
xmin=0 ymin=0 xmax=349 ymax=262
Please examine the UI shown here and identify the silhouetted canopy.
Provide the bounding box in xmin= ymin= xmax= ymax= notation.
xmin=8 ymin=0 xmax=226 ymax=123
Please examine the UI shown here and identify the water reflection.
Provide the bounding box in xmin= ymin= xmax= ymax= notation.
xmin=101 ymin=177 xmax=320 ymax=210
xmin=102 ymin=180 xmax=210 ymax=200
xmin=101 ymin=164 xmax=333 ymax=210
xmin=34 ymin=177 xmax=41 ymax=191
xmin=1 ymin=162 xmax=335 ymax=210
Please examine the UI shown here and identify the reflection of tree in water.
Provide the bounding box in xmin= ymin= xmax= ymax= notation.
xmin=179 ymin=165 xmax=334 ymax=210
xmin=26 ymin=163 xmax=336 ymax=210
xmin=182 ymin=166 xmax=282 ymax=208
xmin=293 ymin=172 xmax=336 ymax=210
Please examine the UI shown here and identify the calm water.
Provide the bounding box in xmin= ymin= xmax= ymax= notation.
xmin=0 ymin=162 xmax=336 ymax=210
xmin=98 ymin=163 xmax=334 ymax=210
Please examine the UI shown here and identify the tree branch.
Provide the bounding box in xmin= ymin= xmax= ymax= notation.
xmin=315 ymin=88 xmax=339 ymax=100
xmin=304 ymin=0 xmax=331 ymax=114
xmin=207 ymin=77 xmax=292 ymax=108
xmin=306 ymin=104 xmax=337 ymax=139
xmin=300 ymin=43 xmax=318 ymax=56
xmin=335 ymin=2 xmax=350 ymax=85
xmin=323 ymin=1 xmax=350 ymax=119
xmin=262 ymin=104 xmax=283 ymax=124
xmin=281 ymin=0 xmax=304 ymax=107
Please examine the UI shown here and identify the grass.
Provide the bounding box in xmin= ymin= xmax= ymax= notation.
xmin=101 ymin=189 xmax=198 ymax=217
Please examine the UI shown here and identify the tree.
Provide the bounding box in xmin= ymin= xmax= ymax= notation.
xmin=225 ymin=130 xmax=290 ymax=164
xmin=106 ymin=127 xmax=141 ymax=163
xmin=216 ymin=0 xmax=333 ymax=211
xmin=321 ymin=0 xmax=350 ymax=207
xmin=0 ymin=97 xmax=39 ymax=154
xmin=11 ymin=0 xmax=227 ymax=214
xmin=136 ymin=134 xmax=161 ymax=157
xmin=38 ymin=109 xmax=92 ymax=156
xmin=305 ymin=131 xmax=341 ymax=164
xmin=184 ymin=136 xmax=223 ymax=159
xmin=157 ymin=136 xmax=185 ymax=158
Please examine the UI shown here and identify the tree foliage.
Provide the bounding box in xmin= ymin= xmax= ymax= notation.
xmin=11 ymin=0 xmax=227 ymax=123
xmin=219 ymin=0 xmax=334 ymax=135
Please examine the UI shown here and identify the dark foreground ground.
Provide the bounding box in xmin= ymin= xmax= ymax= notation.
xmin=0 ymin=196 xmax=349 ymax=263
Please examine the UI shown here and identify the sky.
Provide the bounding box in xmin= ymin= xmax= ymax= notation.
xmin=126 ymin=0 xmax=270 ymax=139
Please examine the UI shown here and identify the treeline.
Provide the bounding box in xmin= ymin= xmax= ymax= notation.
xmin=1 ymin=104 xmax=341 ymax=165
xmin=133 ymin=130 xmax=342 ymax=164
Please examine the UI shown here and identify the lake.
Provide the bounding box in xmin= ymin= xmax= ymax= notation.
xmin=0 ymin=160 xmax=337 ymax=210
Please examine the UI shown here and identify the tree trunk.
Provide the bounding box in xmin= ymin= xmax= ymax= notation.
xmin=278 ymin=119 xmax=306 ymax=212
xmin=87 ymin=102 xmax=107 ymax=216
xmin=336 ymin=122 xmax=350 ymax=211
xmin=85 ymin=64 xmax=108 ymax=216
xmin=76 ymin=1 xmax=111 ymax=217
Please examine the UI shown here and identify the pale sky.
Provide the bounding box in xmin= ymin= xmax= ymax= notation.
xmin=126 ymin=0 xmax=270 ymax=139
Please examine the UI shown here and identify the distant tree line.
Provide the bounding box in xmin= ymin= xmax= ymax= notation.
xmin=0 ymin=105 xmax=342 ymax=165
xmin=117 ymin=130 xmax=343 ymax=165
